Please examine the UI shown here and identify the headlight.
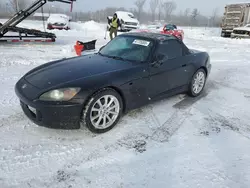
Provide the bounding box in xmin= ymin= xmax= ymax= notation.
xmin=39 ymin=88 xmax=81 ymax=101
xmin=121 ymin=19 xmax=124 ymax=24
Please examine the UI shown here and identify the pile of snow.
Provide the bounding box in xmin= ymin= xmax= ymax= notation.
xmin=71 ymin=20 xmax=105 ymax=31
xmin=83 ymin=20 xmax=105 ymax=30
xmin=139 ymin=24 xmax=150 ymax=29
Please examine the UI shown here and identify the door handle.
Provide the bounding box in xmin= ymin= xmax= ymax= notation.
xmin=182 ymin=64 xmax=187 ymax=67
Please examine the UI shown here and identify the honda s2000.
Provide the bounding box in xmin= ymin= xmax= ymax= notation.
xmin=15 ymin=32 xmax=211 ymax=133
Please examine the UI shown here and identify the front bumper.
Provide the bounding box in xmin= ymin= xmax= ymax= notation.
xmin=47 ymin=24 xmax=69 ymax=30
xmin=15 ymin=79 xmax=83 ymax=129
xmin=231 ymin=33 xmax=250 ymax=38
xmin=121 ymin=24 xmax=139 ymax=31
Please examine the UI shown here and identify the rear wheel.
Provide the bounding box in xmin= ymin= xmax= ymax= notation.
xmin=188 ymin=68 xmax=207 ymax=97
xmin=81 ymin=88 xmax=123 ymax=133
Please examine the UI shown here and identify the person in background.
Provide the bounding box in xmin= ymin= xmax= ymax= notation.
xmin=107 ymin=13 xmax=121 ymax=40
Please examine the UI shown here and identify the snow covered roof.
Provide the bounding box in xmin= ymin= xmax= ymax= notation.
xmin=115 ymin=11 xmax=135 ymax=18
xmin=226 ymin=2 xmax=250 ymax=6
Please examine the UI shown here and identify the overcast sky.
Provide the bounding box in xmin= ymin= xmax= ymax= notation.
xmin=67 ymin=0 xmax=247 ymax=16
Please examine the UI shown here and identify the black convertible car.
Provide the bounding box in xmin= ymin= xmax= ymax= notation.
xmin=15 ymin=32 xmax=211 ymax=133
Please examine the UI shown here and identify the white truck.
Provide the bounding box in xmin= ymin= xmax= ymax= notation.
xmin=221 ymin=3 xmax=250 ymax=37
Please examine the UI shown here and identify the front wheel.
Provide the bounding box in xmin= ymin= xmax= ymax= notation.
xmin=188 ymin=68 xmax=207 ymax=97
xmin=221 ymin=31 xmax=225 ymax=37
xmin=81 ymin=88 xmax=123 ymax=133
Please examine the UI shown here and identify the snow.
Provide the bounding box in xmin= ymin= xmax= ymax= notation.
xmin=47 ymin=14 xmax=69 ymax=25
xmin=1 ymin=20 xmax=250 ymax=188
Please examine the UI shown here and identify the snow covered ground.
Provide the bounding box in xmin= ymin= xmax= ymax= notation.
xmin=1 ymin=20 xmax=250 ymax=188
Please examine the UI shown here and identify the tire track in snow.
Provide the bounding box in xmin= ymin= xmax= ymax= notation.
xmin=150 ymin=108 xmax=192 ymax=143
xmin=0 ymin=112 xmax=26 ymax=128
xmin=0 ymin=94 xmax=19 ymax=108
xmin=0 ymin=143 xmax=84 ymax=175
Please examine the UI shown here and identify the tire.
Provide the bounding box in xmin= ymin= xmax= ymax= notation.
xmin=188 ymin=68 xmax=207 ymax=97
xmin=221 ymin=31 xmax=225 ymax=37
xmin=81 ymin=88 xmax=123 ymax=133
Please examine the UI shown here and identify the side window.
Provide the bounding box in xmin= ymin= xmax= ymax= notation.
xmin=156 ymin=40 xmax=183 ymax=60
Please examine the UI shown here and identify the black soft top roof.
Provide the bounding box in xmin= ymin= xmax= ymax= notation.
xmin=120 ymin=32 xmax=177 ymax=42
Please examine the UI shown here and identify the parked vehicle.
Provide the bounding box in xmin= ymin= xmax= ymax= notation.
xmin=160 ymin=24 xmax=184 ymax=40
xmin=47 ymin=14 xmax=70 ymax=30
xmin=147 ymin=24 xmax=162 ymax=30
xmin=108 ymin=11 xmax=140 ymax=32
xmin=15 ymin=32 xmax=211 ymax=133
xmin=231 ymin=24 xmax=250 ymax=38
xmin=221 ymin=3 xmax=250 ymax=37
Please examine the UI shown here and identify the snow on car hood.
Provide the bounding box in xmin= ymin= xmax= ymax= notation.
xmin=47 ymin=14 xmax=69 ymax=24
xmin=122 ymin=17 xmax=139 ymax=23
xmin=116 ymin=12 xmax=139 ymax=23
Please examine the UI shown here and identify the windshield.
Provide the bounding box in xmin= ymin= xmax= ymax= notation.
xmin=128 ymin=14 xmax=135 ymax=18
xmin=99 ymin=35 xmax=153 ymax=62
xmin=164 ymin=24 xmax=175 ymax=30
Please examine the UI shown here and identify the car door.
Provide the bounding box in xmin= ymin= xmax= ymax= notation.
xmin=148 ymin=39 xmax=193 ymax=99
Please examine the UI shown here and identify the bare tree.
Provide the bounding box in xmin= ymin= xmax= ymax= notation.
xmin=134 ymin=0 xmax=147 ymax=21
xmin=184 ymin=8 xmax=190 ymax=17
xmin=8 ymin=0 xmax=28 ymax=12
xmin=8 ymin=0 xmax=18 ymax=12
xmin=191 ymin=8 xmax=199 ymax=26
xmin=211 ymin=7 xmax=219 ymax=26
xmin=150 ymin=0 xmax=159 ymax=21
xmin=162 ymin=1 xmax=177 ymax=21
xmin=157 ymin=0 xmax=163 ymax=20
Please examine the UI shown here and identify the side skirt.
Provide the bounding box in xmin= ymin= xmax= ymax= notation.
xmin=151 ymin=85 xmax=188 ymax=102
xmin=123 ymin=85 xmax=188 ymax=114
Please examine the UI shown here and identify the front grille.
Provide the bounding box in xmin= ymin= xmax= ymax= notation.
xmin=125 ymin=22 xmax=137 ymax=26
xmin=233 ymin=30 xmax=250 ymax=35
xmin=124 ymin=26 xmax=137 ymax=29
xmin=53 ymin=23 xmax=65 ymax=26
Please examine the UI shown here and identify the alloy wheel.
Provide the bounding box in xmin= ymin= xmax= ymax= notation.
xmin=90 ymin=95 xmax=120 ymax=129
xmin=192 ymin=71 xmax=206 ymax=94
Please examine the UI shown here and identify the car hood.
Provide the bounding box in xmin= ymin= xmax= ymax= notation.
xmin=24 ymin=53 xmax=134 ymax=89
xmin=47 ymin=16 xmax=68 ymax=24
xmin=123 ymin=17 xmax=139 ymax=23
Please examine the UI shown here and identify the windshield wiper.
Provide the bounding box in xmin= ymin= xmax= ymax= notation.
xmin=100 ymin=54 xmax=140 ymax=63
xmin=98 ymin=51 xmax=104 ymax=56
xmin=109 ymin=56 xmax=126 ymax=61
